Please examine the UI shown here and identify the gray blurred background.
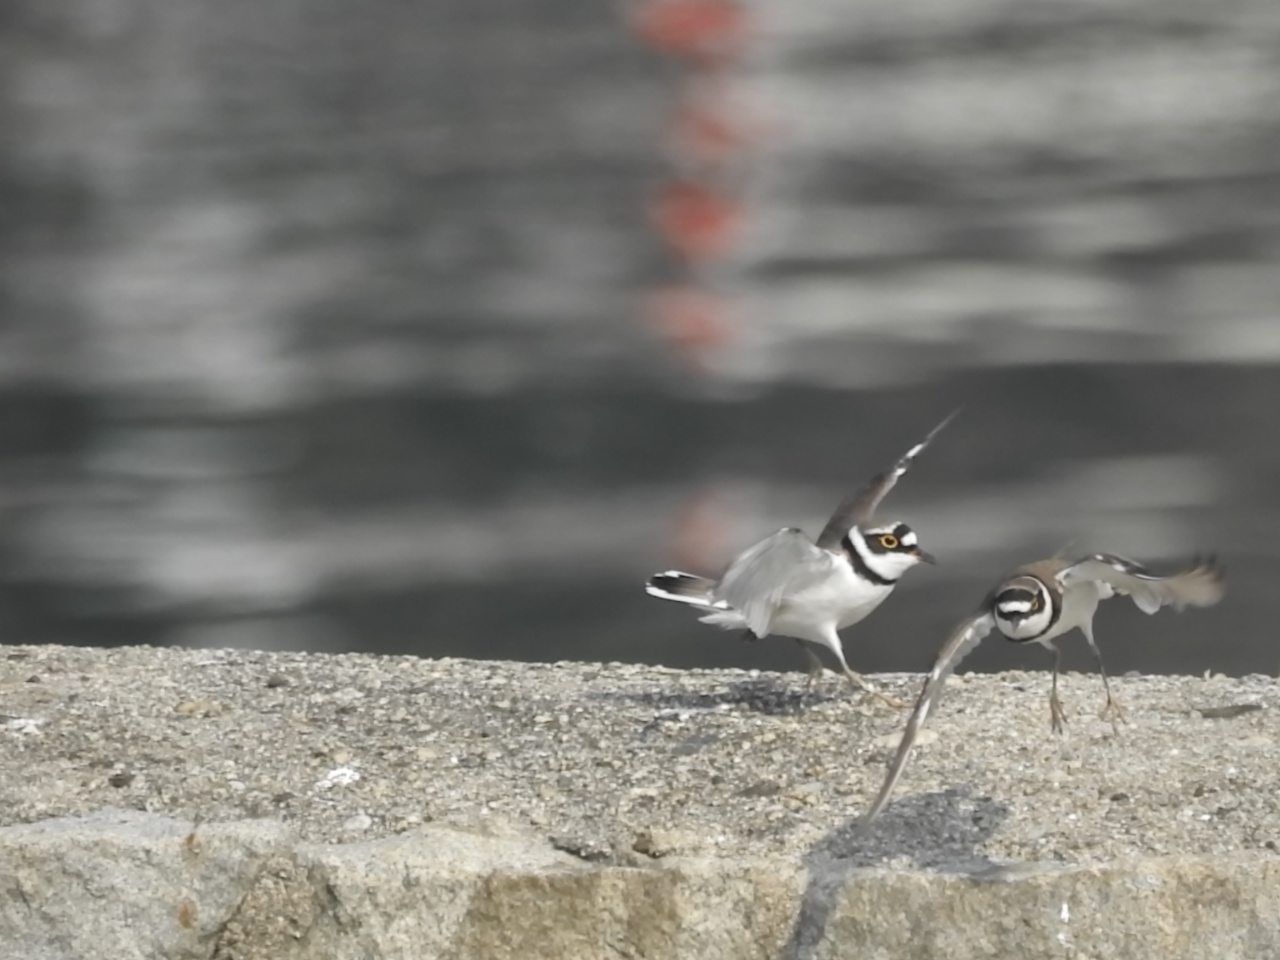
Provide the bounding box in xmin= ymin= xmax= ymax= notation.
xmin=2 ymin=0 xmax=1278 ymax=677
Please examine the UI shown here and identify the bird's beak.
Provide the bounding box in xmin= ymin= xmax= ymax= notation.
xmin=912 ymin=549 xmax=936 ymax=565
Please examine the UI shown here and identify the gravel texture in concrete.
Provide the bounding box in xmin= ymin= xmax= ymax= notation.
xmin=1 ymin=643 xmax=1277 ymax=871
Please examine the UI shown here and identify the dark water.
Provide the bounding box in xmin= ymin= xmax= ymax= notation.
xmin=2 ymin=362 xmax=1276 ymax=678
xmin=4 ymin=0 xmax=1280 ymax=678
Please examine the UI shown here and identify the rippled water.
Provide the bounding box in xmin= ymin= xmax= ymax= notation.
xmin=3 ymin=363 xmax=1276 ymax=678
xmin=4 ymin=0 xmax=1280 ymax=677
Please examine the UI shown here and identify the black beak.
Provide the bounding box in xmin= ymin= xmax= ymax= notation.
xmin=912 ymin=549 xmax=936 ymax=565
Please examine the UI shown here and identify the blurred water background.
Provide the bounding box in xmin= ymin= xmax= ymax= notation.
xmin=2 ymin=0 xmax=1279 ymax=677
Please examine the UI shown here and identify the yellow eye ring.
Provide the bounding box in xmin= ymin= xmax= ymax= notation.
xmin=879 ymin=534 xmax=899 ymax=549
xmin=1030 ymin=597 xmax=1040 ymax=610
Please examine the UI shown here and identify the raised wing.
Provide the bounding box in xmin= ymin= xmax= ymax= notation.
xmin=861 ymin=608 xmax=996 ymax=825
xmin=713 ymin=528 xmax=837 ymax=637
xmin=815 ymin=410 xmax=958 ymax=550
xmin=1057 ymin=554 xmax=1224 ymax=615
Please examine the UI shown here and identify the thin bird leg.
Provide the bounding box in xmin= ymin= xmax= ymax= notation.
xmin=1048 ymin=642 xmax=1069 ymax=734
xmin=1080 ymin=620 xmax=1126 ymax=732
xmin=830 ymin=643 xmax=907 ymax=709
xmin=796 ymin=640 xmax=828 ymax=695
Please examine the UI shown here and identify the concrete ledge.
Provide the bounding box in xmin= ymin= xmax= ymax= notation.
xmin=5 ymin=813 xmax=1280 ymax=959
xmin=1 ymin=645 xmax=1278 ymax=957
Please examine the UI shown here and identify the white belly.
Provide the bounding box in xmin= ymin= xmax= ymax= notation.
xmin=768 ymin=560 xmax=893 ymax=644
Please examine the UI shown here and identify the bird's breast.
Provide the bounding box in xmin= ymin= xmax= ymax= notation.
xmin=780 ymin=555 xmax=893 ymax=630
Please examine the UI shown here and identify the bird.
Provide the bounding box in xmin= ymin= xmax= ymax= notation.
xmin=645 ymin=411 xmax=956 ymax=704
xmin=860 ymin=552 xmax=1225 ymax=823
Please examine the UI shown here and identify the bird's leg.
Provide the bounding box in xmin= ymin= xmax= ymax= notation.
xmin=830 ymin=644 xmax=907 ymax=709
xmin=1080 ymin=620 xmax=1126 ymax=732
xmin=796 ymin=641 xmax=828 ymax=697
xmin=1048 ymin=642 xmax=1069 ymax=734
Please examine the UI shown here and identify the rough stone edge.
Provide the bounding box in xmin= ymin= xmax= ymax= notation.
xmin=3 ymin=811 xmax=1280 ymax=959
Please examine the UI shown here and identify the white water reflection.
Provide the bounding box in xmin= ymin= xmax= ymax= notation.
xmin=10 ymin=433 xmax=1233 ymax=640
xmin=2 ymin=0 xmax=1278 ymax=678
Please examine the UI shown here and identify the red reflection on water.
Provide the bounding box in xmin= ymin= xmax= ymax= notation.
xmin=665 ymin=79 xmax=761 ymax=169
xmin=646 ymin=286 xmax=735 ymax=369
xmin=630 ymin=0 xmax=747 ymax=65
xmin=650 ymin=179 xmax=743 ymax=263
xmin=667 ymin=483 xmax=735 ymax=573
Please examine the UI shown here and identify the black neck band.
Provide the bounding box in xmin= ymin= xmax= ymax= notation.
xmin=1041 ymin=582 xmax=1063 ymax=635
xmin=1001 ymin=580 xmax=1063 ymax=643
xmin=842 ymin=534 xmax=897 ymax=587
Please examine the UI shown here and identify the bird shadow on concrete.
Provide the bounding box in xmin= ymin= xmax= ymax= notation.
xmin=778 ymin=787 xmax=1011 ymax=960
xmin=589 ymin=676 xmax=841 ymax=717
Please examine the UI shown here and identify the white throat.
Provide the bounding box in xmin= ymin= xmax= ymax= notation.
xmin=845 ymin=528 xmax=920 ymax=584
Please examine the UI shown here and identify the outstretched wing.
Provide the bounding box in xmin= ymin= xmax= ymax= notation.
xmin=861 ymin=608 xmax=996 ymax=825
xmin=713 ymin=528 xmax=837 ymax=638
xmin=815 ymin=410 xmax=958 ymax=550
xmin=1057 ymin=554 xmax=1224 ymax=615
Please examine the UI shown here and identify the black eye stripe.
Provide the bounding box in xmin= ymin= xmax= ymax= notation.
xmin=862 ymin=524 xmax=917 ymax=552
xmin=841 ymin=533 xmax=898 ymax=586
xmin=858 ymin=526 xmax=921 ymax=554
xmin=993 ymin=580 xmax=1061 ymax=639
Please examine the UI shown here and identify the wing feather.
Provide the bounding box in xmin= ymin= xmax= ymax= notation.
xmin=1056 ymin=554 xmax=1224 ymax=615
xmin=814 ymin=410 xmax=958 ymax=550
xmin=861 ymin=609 xmax=996 ymax=825
xmin=713 ymin=528 xmax=836 ymax=637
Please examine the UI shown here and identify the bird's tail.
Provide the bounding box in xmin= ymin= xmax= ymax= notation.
xmin=645 ymin=570 xmax=717 ymax=607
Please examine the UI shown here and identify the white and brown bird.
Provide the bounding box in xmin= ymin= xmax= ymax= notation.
xmin=645 ymin=412 xmax=955 ymax=704
xmin=861 ymin=552 xmax=1225 ymax=823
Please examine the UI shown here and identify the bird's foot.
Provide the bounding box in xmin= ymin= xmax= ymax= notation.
xmin=1049 ymin=694 xmax=1069 ymax=735
xmin=842 ymin=671 xmax=909 ymax=709
xmin=869 ymin=688 xmax=911 ymax=710
xmin=801 ymin=668 xmax=829 ymax=704
xmin=1098 ymin=695 xmax=1127 ymax=732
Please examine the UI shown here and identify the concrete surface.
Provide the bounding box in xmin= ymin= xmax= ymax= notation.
xmin=2 ymin=644 xmax=1279 ymax=958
